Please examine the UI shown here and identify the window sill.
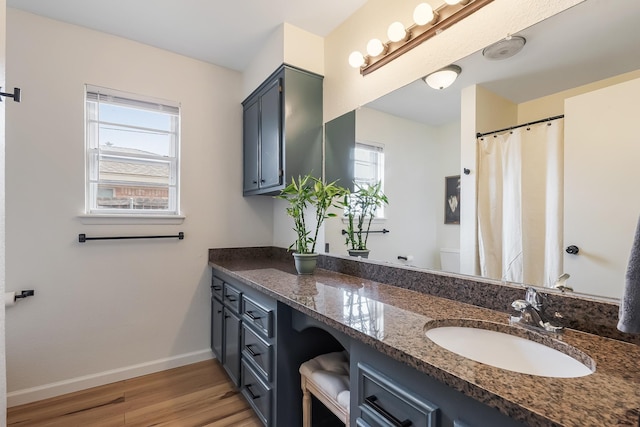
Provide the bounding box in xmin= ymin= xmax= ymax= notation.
xmin=78 ymin=214 xmax=185 ymax=225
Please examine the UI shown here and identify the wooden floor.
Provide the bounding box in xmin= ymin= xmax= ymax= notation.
xmin=7 ymin=360 xmax=263 ymax=427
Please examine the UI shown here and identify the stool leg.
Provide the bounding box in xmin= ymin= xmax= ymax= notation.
xmin=302 ymin=376 xmax=312 ymax=427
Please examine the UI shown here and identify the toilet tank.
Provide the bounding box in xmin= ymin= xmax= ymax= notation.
xmin=439 ymin=248 xmax=460 ymax=273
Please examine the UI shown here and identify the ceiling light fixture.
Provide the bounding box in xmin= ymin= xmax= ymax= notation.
xmin=423 ymin=65 xmax=461 ymax=89
xmin=349 ymin=0 xmax=494 ymax=75
xmin=482 ymin=35 xmax=527 ymax=60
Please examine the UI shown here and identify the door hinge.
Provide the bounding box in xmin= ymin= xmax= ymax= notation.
xmin=279 ymin=85 xmax=282 ymax=93
xmin=279 ymin=169 xmax=284 ymax=177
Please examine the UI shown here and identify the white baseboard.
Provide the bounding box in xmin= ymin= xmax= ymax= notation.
xmin=7 ymin=349 xmax=215 ymax=407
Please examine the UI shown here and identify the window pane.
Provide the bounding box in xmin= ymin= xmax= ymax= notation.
xmin=99 ymin=156 xmax=170 ymax=185
xmin=95 ymin=183 xmax=170 ymax=210
xmin=99 ymin=123 xmax=172 ymax=157
xmin=99 ymin=103 xmax=173 ymax=132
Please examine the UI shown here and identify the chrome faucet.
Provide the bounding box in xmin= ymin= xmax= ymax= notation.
xmin=511 ymin=287 xmax=564 ymax=333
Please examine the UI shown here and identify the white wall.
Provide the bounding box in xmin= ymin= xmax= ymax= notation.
xmin=1 ymin=0 xmax=7 ymax=418
xmin=5 ymin=9 xmax=274 ymax=405
xmin=323 ymin=107 xmax=441 ymax=267
xmin=435 ymin=121 xmax=461 ymax=257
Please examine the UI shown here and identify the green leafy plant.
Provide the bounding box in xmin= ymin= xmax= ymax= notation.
xmin=342 ymin=181 xmax=389 ymax=251
xmin=277 ymin=174 xmax=346 ymax=254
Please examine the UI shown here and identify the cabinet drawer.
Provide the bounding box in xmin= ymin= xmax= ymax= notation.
xmin=211 ymin=276 xmax=224 ymax=299
xmin=223 ymin=284 xmax=242 ymax=313
xmin=242 ymin=324 xmax=273 ymax=382
xmin=357 ymin=363 xmax=438 ymax=427
xmin=242 ymin=296 xmax=273 ymax=338
xmin=241 ymin=360 xmax=272 ymax=426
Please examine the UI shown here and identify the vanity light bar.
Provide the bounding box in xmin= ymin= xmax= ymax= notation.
xmin=352 ymin=0 xmax=494 ymax=76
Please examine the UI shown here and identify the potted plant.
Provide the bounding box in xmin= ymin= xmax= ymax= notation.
xmin=342 ymin=181 xmax=389 ymax=258
xmin=277 ymin=174 xmax=345 ymax=274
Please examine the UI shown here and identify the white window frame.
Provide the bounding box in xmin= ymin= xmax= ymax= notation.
xmin=353 ymin=141 xmax=386 ymax=219
xmin=84 ymin=85 xmax=181 ymax=219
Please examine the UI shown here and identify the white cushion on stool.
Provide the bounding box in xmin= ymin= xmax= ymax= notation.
xmin=299 ymin=351 xmax=350 ymax=411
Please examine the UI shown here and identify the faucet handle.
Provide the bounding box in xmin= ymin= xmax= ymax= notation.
xmin=554 ymin=273 xmax=573 ymax=292
xmin=511 ymin=299 xmax=530 ymax=312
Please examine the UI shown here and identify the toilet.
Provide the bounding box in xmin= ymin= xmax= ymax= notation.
xmin=440 ymin=248 xmax=460 ymax=273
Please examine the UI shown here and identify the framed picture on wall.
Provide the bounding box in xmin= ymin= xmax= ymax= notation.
xmin=445 ymin=175 xmax=460 ymax=224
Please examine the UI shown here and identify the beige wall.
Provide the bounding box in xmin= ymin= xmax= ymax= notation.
xmin=5 ymin=9 xmax=274 ymax=405
xmin=563 ymin=77 xmax=640 ymax=298
xmin=518 ymin=69 xmax=640 ymax=123
xmin=323 ymin=0 xmax=584 ymax=122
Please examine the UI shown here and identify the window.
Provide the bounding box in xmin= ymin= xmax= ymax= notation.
xmin=85 ymin=85 xmax=180 ymax=215
xmin=353 ymin=142 xmax=385 ymax=218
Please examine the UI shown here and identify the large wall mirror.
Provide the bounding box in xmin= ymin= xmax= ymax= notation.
xmin=325 ymin=0 xmax=640 ymax=302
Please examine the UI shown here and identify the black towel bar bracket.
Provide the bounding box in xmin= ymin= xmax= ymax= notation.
xmin=79 ymin=232 xmax=184 ymax=243
xmin=15 ymin=290 xmax=34 ymax=300
xmin=341 ymin=229 xmax=389 ymax=235
xmin=0 ymin=87 xmax=21 ymax=103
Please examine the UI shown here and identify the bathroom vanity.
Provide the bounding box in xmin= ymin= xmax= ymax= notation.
xmin=209 ymin=247 xmax=640 ymax=427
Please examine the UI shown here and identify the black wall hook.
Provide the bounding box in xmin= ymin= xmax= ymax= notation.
xmin=565 ymin=245 xmax=579 ymax=255
xmin=0 ymin=87 xmax=21 ymax=103
xmin=463 ymin=168 xmax=471 ymax=175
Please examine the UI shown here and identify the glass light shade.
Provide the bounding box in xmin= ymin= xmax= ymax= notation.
xmin=423 ymin=65 xmax=461 ymax=90
xmin=445 ymin=0 xmax=460 ymax=4
xmin=366 ymin=38 xmax=385 ymax=57
xmin=349 ymin=51 xmax=366 ymax=68
xmin=413 ymin=3 xmax=435 ymax=26
xmin=387 ymin=22 xmax=407 ymax=42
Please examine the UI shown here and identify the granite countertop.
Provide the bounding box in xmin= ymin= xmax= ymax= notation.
xmin=209 ymin=258 xmax=640 ymax=427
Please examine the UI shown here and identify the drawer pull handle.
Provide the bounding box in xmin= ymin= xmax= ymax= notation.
xmin=364 ymin=395 xmax=412 ymax=427
xmin=245 ymin=384 xmax=260 ymax=400
xmin=245 ymin=344 xmax=262 ymax=357
xmin=245 ymin=310 xmax=262 ymax=320
xmin=225 ymin=295 xmax=237 ymax=302
xmin=212 ymin=285 xmax=222 ymax=291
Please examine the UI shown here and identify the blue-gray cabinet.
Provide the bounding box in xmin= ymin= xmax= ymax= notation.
xmin=242 ymin=64 xmax=323 ymax=196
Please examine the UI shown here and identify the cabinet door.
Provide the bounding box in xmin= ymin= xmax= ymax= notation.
xmin=243 ymin=100 xmax=260 ymax=193
xmin=259 ymin=78 xmax=282 ymax=190
xmin=223 ymin=308 xmax=242 ymax=386
xmin=211 ymin=297 xmax=224 ymax=361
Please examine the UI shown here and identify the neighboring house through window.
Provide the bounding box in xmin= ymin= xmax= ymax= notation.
xmin=85 ymin=85 xmax=180 ymax=215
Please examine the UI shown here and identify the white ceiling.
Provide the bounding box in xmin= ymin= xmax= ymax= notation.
xmin=6 ymin=0 xmax=368 ymax=71
xmin=367 ymin=0 xmax=640 ymax=126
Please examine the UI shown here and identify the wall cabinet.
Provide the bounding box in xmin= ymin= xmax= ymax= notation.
xmin=242 ymin=64 xmax=323 ymax=196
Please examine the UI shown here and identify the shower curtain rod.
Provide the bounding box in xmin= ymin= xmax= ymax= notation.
xmin=476 ymin=114 xmax=564 ymax=138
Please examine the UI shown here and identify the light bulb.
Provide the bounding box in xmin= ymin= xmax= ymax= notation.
xmin=387 ymin=22 xmax=407 ymax=42
xmin=413 ymin=3 xmax=435 ymax=26
xmin=348 ymin=51 xmax=365 ymax=68
xmin=445 ymin=0 xmax=460 ymax=4
xmin=366 ymin=38 xmax=385 ymax=57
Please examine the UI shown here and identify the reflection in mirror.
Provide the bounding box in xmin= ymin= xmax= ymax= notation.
xmin=324 ymin=1 xmax=640 ymax=301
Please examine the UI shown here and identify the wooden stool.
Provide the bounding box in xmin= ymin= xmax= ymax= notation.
xmin=299 ymin=351 xmax=350 ymax=427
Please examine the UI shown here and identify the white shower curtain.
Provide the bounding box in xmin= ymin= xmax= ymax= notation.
xmin=477 ymin=119 xmax=564 ymax=287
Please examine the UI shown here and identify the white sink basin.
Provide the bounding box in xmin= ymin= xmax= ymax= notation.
xmin=425 ymin=324 xmax=594 ymax=378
